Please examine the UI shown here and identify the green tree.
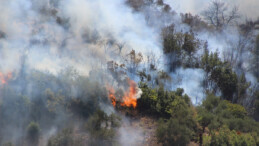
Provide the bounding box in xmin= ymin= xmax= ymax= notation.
xmin=26 ymin=122 xmax=40 ymax=146
xmin=47 ymin=128 xmax=83 ymax=146
xmin=86 ymin=110 xmax=121 ymax=146
xmin=182 ymin=33 xmax=196 ymax=54
xmin=162 ymin=25 xmax=183 ymax=71
xmin=201 ymin=93 xmax=220 ymax=112
xmin=208 ymin=125 xmax=257 ymax=146
xmin=199 ymin=93 xmax=259 ymax=136
xmin=254 ymin=91 xmax=259 ymax=121
xmin=236 ymin=73 xmax=251 ymax=102
xmin=252 ymin=35 xmax=259 ymax=80
xmin=156 ymin=118 xmax=193 ymax=146
xmin=201 ymin=51 xmax=238 ymax=101
xmin=156 ymin=89 xmax=198 ymax=145
xmin=225 ymin=101 xmax=247 ymax=119
xmin=197 ymin=107 xmax=214 ymax=132
xmin=216 ymin=66 xmax=237 ymax=101
xmin=137 ymin=82 xmax=158 ymax=114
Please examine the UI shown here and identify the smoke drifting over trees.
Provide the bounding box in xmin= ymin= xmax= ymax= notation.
xmin=0 ymin=0 xmax=259 ymax=145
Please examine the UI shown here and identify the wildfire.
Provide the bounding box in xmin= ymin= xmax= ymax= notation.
xmin=107 ymin=79 xmax=140 ymax=109
xmin=120 ymin=80 xmax=137 ymax=108
xmin=108 ymin=87 xmax=116 ymax=107
xmin=0 ymin=72 xmax=12 ymax=85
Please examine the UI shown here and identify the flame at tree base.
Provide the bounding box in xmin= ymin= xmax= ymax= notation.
xmin=108 ymin=88 xmax=117 ymax=107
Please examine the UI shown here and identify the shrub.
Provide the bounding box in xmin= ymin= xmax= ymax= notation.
xmin=156 ymin=118 xmax=193 ymax=146
xmin=86 ymin=110 xmax=121 ymax=146
xmin=26 ymin=122 xmax=40 ymax=146
xmin=47 ymin=128 xmax=83 ymax=146
xmin=208 ymin=125 xmax=257 ymax=146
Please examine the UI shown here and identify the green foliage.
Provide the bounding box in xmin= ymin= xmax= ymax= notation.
xmin=138 ymin=82 xmax=193 ymax=118
xmin=252 ymin=34 xmax=259 ymax=80
xmin=197 ymin=107 xmax=214 ymax=132
xmin=86 ymin=110 xmax=121 ymax=146
xmin=0 ymin=68 xmax=120 ymax=144
xmin=138 ymin=82 xmax=197 ymax=145
xmin=68 ymin=75 xmax=108 ymax=119
xmin=162 ymin=25 xmax=182 ymax=71
xmin=201 ymin=50 xmax=238 ymax=101
xmin=30 ymin=95 xmax=56 ymax=128
xmin=202 ymin=93 xmax=220 ymax=112
xmin=139 ymin=83 xmax=198 ymax=145
xmin=254 ymin=91 xmax=259 ymax=121
xmin=137 ymin=82 xmax=158 ymax=114
xmin=201 ymin=49 xmax=251 ymax=103
xmin=168 ymin=96 xmax=190 ymax=118
xmin=205 ymin=125 xmax=257 ymax=146
xmin=201 ymin=49 xmax=222 ymax=74
xmin=45 ymin=88 xmax=65 ymax=112
xmin=198 ymin=93 xmax=259 ymax=145
xmin=226 ymin=118 xmax=259 ymax=134
xmin=162 ymin=25 xmax=181 ymax=54
xmin=225 ymin=101 xmax=247 ymax=119
xmin=216 ymin=67 xmax=238 ymax=100
xmin=182 ymin=33 xmax=199 ymax=56
xmin=69 ymin=98 xmax=99 ymax=119
xmin=202 ymin=134 xmax=211 ymax=146
xmin=162 ymin=25 xmax=200 ymax=71
xmin=26 ymin=122 xmax=40 ymax=146
xmin=236 ymin=73 xmax=251 ymax=102
xmin=47 ymin=128 xmax=83 ymax=146
xmin=156 ymin=118 xmax=194 ymax=146
xmin=167 ymin=95 xmax=198 ymax=137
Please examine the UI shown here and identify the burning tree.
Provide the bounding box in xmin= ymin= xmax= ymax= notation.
xmin=107 ymin=79 xmax=141 ymax=109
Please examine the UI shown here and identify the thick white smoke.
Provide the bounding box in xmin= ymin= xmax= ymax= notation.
xmin=0 ymin=0 xmax=162 ymax=144
xmin=171 ymin=68 xmax=206 ymax=105
xmin=0 ymin=0 xmax=162 ymax=75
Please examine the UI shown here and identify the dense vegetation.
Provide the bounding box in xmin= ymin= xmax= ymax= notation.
xmin=0 ymin=0 xmax=259 ymax=146
xmin=137 ymin=84 xmax=259 ymax=145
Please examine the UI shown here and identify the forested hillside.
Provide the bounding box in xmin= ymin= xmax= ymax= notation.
xmin=0 ymin=0 xmax=259 ymax=145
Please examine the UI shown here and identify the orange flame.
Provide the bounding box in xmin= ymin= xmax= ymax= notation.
xmin=0 ymin=72 xmax=12 ymax=85
xmin=108 ymin=87 xmax=116 ymax=107
xmin=107 ymin=79 xmax=138 ymax=108
xmin=120 ymin=80 xmax=137 ymax=108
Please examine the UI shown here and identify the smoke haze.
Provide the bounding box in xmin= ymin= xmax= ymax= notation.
xmin=0 ymin=0 xmax=162 ymax=75
xmin=165 ymin=0 xmax=259 ymax=20
xmin=0 ymin=0 xmax=259 ymax=145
